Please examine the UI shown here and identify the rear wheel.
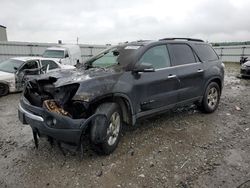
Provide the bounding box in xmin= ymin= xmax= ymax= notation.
xmin=0 ymin=83 xmax=9 ymax=96
xmin=90 ymin=103 xmax=122 ymax=155
xmin=200 ymin=82 xmax=220 ymax=113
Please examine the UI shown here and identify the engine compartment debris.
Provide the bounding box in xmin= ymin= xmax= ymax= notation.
xmin=43 ymin=100 xmax=72 ymax=117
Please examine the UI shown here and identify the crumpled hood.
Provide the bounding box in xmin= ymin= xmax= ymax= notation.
xmin=0 ymin=71 xmax=15 ymax=82
xmin=26 ymin=67 xmax=123 ymax=104
xmin=35 ymin=68 xmax=118 ymax=87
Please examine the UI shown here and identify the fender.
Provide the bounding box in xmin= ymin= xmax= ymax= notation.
xmin=0 ymin=78 xmax=18 ymax=93
xmin=88 ymin=92 xmax=136 ymax=125
xmin=0 ymin=80 xmax=9 ymax=85
xmin=113 ymin=92 xmax=136 ymax=125
xmin=202 ymin=76 xmax=223 ymax=96
xmin=0 ymin=80 xmax=11 ymax=91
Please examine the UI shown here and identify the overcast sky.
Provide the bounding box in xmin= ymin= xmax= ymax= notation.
xmin=1 ymin=0 xmax=250 ymax=44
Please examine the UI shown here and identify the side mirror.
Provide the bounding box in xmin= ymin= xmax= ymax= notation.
xmin=65 ymin=54 xmax=69 ymax=58
xmin=133 ymin=63 xmax=155 ymax=73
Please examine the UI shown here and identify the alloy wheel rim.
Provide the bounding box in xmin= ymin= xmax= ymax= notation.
xmin=207 ymin=87 xmax=218 ymax=109
xmin=107 ymin=111 xmax=121 ymax=146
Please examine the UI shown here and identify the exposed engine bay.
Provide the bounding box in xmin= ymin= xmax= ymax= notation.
xmin=24 ymin=77 xmax=88 ymax=119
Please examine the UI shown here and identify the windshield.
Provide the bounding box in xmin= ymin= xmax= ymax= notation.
xmin=91 ymin=48 xmax=119 ymax=68
xmin=0 ymin=59 xmax=24 ymax=73
xmin=43 ymin=50 xmax=65 ymax=58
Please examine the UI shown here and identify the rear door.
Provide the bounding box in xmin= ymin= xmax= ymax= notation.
xmin=167 ymin=43 xmax=204 ymax=102
xmin=41 ymin=60 xmax=60 ymax=73
xmin=133 ymin=45 xmax=180 ymax=114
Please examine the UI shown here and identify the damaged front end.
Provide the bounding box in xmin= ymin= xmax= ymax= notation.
xmin=18 ymin=77 xmax=108 ymax=156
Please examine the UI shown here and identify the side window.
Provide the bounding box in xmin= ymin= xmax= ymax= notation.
xmin=20 ymin=60 xmax=38 ymax=70
xmin=194 ymin=44 xmax=219 ymax=62
xmin=41 ymin=60 xmax=59 ymax=70
xmin=139 ymin=45 xmax=171 ymax=69
xmin=168 ymin=44 xmax=196 ymax=66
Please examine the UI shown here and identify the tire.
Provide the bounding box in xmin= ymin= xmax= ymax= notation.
xmin=0 ymin=83 xmax=9 ymax=96
xmin=201 ymin=82 xmax=220 ymax=113
xmin=90 ymin=103 xmax=122 ymax=155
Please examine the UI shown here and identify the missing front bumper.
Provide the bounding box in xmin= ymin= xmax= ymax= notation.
xmin=18 ymin=97 xmax=107 ymax=155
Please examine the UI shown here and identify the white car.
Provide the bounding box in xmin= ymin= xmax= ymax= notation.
xmin=0 ymin=56 xmax=75 ymax=96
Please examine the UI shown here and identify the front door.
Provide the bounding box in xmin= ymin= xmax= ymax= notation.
xmin=132 ymin=45 xmax=180 ymax=115
xmin=16 ymin=60 xmax=39 ymax=90
xmin=40 ymin=60 xmax=60 ymax=73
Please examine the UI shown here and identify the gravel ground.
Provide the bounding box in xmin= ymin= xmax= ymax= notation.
xmin=0 ymin=62 xmax=249 ymax=188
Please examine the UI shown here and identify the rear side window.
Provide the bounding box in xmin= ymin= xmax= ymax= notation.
xmin=194 ymin=44 xmax=219 ymax=62
xmin=41 ymin=60 xmax=59 ymax=70
xmin=168 ymin=44 xmax=196 ymax=66
xmin=139 ymin=45 xmax=171 ymax=69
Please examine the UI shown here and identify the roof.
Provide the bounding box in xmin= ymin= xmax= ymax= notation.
xmin=121 ymin=38 xmax=205 ymax=47
xmin=45 ymin=47 xmax=65 ymax=51
xmin=0 ymin=25 xmax=6 ymax=29
xmin=46 ymin=44 xmax=80 ymax=51
xmin=11 ymin=56 xmax=60 ymax=62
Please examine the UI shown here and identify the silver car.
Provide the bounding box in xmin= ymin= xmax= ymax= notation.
xmin=241 ymin=60 xmax=250 ymax=77
xmin=0 ymin=56 xmax=75 ymax=96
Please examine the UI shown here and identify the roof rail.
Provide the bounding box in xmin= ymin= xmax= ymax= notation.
xmin=159 ymin=38 xmax=204 ymax=42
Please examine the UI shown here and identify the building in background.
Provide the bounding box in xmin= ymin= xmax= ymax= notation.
xmin=0 ymin=25 xmax=8 ymax=41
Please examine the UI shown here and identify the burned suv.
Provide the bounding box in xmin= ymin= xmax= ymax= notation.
xmin=18 ymin=38 xmax=224 ymax=155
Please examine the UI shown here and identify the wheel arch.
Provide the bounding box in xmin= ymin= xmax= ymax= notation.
xmin=204 ymin=77 xmax=223 ymax=94
xmin=0 ymin=81 xmax=10 ymax=96
xmin=90 ymin=93 xmax=134 ymax=126
xmin=0 ymin=80 xmax=10 ymax=86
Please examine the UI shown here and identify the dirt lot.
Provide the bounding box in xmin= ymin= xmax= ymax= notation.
xmin=0 ymin=62 xmax=249 ymax=188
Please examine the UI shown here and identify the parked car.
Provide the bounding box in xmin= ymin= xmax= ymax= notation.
xmin=240 ymin=57 xmax=250 ymax=77
xmin=18 ymin=38 xmax=224 ymax=155
xmin=0 ymin=56 xmax=75 ymax=96
xmin=43 ymin=44 xmax=81 ymax=66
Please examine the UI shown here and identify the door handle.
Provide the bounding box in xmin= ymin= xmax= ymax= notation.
xmin=197 ymin=69 xmax=204 ymax=73
xmin=168 ymin=74 xmax=177 ymax=79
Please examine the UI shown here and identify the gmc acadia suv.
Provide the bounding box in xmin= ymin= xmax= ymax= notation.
xmin=18 ymin=38 xmax=224 ymax=155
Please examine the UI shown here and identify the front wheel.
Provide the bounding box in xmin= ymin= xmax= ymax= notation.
xmin=90 ymin=103 xmax=122 ymax=155
xmin=0 ymin=83 xmax=9 ymax=96
xmin=201 ymin=82 xmax=221 ymax=113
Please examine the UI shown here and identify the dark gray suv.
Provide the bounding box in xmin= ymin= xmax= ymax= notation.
xmin=18 ymin=38 xmax=224 ymax=155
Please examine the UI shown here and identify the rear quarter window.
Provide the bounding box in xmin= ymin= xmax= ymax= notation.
xmin=195 ymin=44 xmax=219 ymax=62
